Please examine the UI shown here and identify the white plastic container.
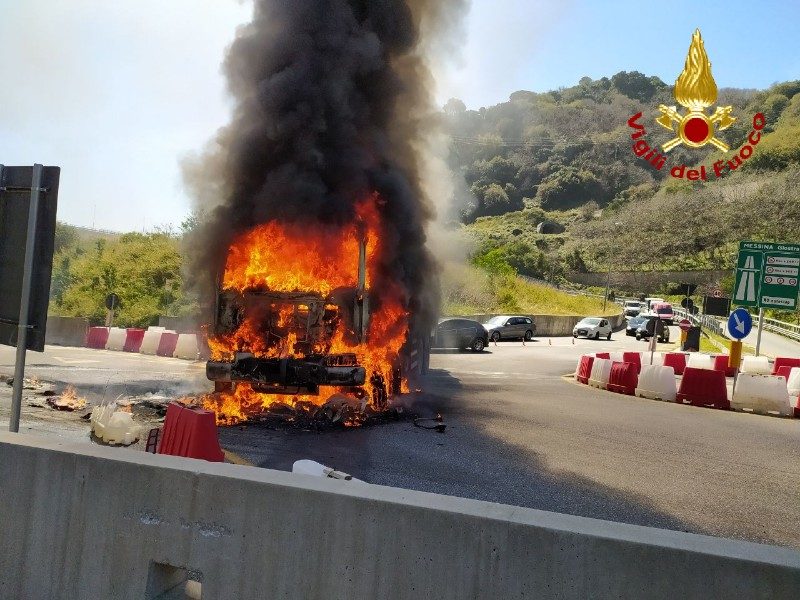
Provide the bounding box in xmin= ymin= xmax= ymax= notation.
xmin=105 ymin=327 xmax=128 ymax=351
xmin=731 ymin=373 xmax=792 ymax=416
xmin=635 ymin=365 xmax=677 ymax=402
xmin=741 ymin=355 xmax=771 ymax=375
xmin=587 ymin=358 xmax=612 ymax=389
xmin=90 ymin=405 xmax=141 ymax=445
xmin=173 ymin=334 xmax=200 ymax=360
xmin=687 ymin=353 xmax=715 ymax=371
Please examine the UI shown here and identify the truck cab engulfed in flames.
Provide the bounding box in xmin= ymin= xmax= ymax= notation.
xmin=205 ymin=235 xmax=405 ymax=408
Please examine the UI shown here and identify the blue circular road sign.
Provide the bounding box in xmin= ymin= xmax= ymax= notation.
xmin=727 ymin=308 xmax=752 ymax=340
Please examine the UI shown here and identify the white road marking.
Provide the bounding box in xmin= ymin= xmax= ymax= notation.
xmin=53 ymin=357 xmax=100 ymax=365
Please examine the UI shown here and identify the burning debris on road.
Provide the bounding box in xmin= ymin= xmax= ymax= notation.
xmin=46 ymin=385 xmax=88 ymax=412
xmin=185 ymin=0 xmax=464 ymax=424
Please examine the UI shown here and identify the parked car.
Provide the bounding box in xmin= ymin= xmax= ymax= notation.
xmin=651 ymin=302 xmax=675 ymax=325
xmin=623 ymin=300 xmax=643 ymax=317
xmin=635 ymin=316 xmax=670 ymax=343
xmin=572 ymin=317 xmax=613 ymax=340
xmin=483 ymin=315 xmax=536 ymax=342
xmin=432 ymin=318 xmax=489 ymax=352
xmin=625 ymin=315 xmax=647 ymax=336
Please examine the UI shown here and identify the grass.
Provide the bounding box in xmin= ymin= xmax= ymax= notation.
xmin=441 ymin=262 xmax=619 ymax=316
xmin=699 ymin=329 xmax=756 ymax=356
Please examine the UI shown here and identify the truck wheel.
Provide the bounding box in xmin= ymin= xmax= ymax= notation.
xmin=524 ymin=330 xmax=533 ymax=341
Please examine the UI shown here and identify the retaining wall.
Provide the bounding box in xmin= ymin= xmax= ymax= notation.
xmin=0 ymin=433 xmax=797 ymax=599
xmin=44 ymin=316 xmax=89 ymax=347
xmin=452 ymin=313 xmax=625 ymax=336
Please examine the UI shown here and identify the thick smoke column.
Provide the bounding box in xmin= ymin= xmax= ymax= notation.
xmin=186 ymin=0 xmax=466 ymax=334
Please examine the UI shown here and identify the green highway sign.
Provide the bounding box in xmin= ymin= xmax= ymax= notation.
xmin=734 ymin=241 xmax=800 ymax=310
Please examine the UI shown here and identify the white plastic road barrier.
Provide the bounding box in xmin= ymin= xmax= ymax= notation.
xmin=139 ymin=329 xmax=164 ymax=355
xmin=687 ymin=353 xmax=715 ymax=370
xmin=608 ymin=352 xmax=624 ymax=363
xmin=173 ymin=334 xmax=200 ymax=360
xmin=787 ymin=367 xmax=800 ymax=397
xmin=587 ymin=358 xmax=612 ymax=389
xmin=640 ymin=351 xmax=663 ymax=366
xmin=731 ymin=373 xmax=793 ymax=417
xmin=635 ymin=365 xmax=677 ymax=402
xmin=741 ymin=355 xmax=771 ymax=375
xmin=105 ymin=327 xmax=128 ymax=351
xmin=90 ymin=405 xmax=141 ymax=445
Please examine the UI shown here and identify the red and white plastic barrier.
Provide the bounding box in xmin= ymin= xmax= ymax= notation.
xmin=588 ymin=358 xmax=612 ymax=389
xmin=635 ymin=365 xmax=677 ymax=402
xmin=731 ymin=374 xmax=793 ymax=417
xmin=772 ymin=357 xmax=800 ymax=376
xmin=676 ymin=367 xmax=729 ymax=410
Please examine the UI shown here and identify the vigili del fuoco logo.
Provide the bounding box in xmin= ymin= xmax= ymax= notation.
xmin=627 ymin=29 xmax=765 ymax=180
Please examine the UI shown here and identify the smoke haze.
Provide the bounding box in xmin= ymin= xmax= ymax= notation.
xmin=185 ymin=0 xmax=468 ymax=333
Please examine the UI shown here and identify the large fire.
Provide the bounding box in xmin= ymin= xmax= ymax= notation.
xmin=203 ymin=196 xmax=409 ymax=424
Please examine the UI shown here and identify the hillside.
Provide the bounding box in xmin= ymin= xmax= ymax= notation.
xmin=441 ymin=73 xmax=800 ymax=317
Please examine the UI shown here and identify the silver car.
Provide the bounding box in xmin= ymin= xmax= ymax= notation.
xmin=483 ymin=315 xmax=536 ymax=342
xmin=573 ymin=317 xmax=613 ymax=340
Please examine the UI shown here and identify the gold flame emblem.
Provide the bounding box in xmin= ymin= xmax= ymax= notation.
xmin=656 ymin=29 xmax=735 ymax=152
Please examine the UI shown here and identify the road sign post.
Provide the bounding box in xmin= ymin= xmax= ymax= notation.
xmin=733 ymin=242 xmax=800 ymax=356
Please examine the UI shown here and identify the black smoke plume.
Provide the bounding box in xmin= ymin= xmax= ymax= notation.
xmin=184 ymin=0 xmax=466 ymax=336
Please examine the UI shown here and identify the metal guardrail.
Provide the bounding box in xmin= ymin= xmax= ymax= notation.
xmin=754 ymin=316 xmax=800 ymax=342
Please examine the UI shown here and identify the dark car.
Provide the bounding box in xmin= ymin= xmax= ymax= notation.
xmin=625 ymin=315 xmax=647 ymax=336
xmin=635 ymin=316 xmax=670 ymax=343
xmin=483 ymin=315 xmax=536 ymax=342
xmin=432 ymin=318 xmax=489 ymax=352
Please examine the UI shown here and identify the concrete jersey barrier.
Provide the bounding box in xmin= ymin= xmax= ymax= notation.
xmin=0 ymin=433 xmax=798 ymax=599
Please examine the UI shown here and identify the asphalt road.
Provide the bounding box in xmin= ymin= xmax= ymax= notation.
xmin=1 ymin=330 xmax=799 ymax=549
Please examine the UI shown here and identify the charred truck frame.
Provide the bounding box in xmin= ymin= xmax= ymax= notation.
xmin=205 ymin=233 xmax=429 ymax=409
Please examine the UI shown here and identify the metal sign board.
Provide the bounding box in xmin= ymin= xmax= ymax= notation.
xmin=734 ymin=241 xmax=800 ymax=310
xmin=0 ymin=165 xmax=60 ymax=351
xmin=702 ymin=295 xmax=730 ymax=318
xmin=727 ymin=308 xmax=752 ymax=340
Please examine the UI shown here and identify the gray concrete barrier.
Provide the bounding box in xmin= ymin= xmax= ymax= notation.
xmin=450 ymin=313 xmax=625 ymax=336
xmin=0 ymin=433 xmax=797 ymax=599
xmin=44 ymin=315 xmax=89 ymax=347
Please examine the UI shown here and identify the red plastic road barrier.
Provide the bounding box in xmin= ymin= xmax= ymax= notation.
xmin=156 ymin=332 xmax=179 ymax=357
xmin=664 ymin=352 xmax=687 ymax=376
xmin=595 ymin=352 xmax=610 ymax=359
xmin=157 ymin=402 xmax=224 ymax=462
xmin=772 ymin=357 xmax=800 ymax=375
xmin=607 ymin=361 xmax=638 ymax=395
xmin=793 ymin=396 xmax=800 ymax=419
xmin=576 ymin=355 xmax=594 ymax=384
xmin=775 ymin=365 xmax=794 ymax=381
xmin=622 ymin=352 xmax=642 ymax=374
xmin=712 ymin=355 xmax=737 ymax=378
xmin=85 ymin=327 xmax=109 ymax=349
xmin=123 ymin=328 xmax=145 ymax=353
xmin=676 ymin=367 xmax=729 ymax=409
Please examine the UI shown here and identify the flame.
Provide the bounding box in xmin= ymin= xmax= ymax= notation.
xmin=203 ymin=195 xmax=410 ymax=424
xmin=51 ymin=385 xmax=87 ymax=411
xmin=674 ymin=29 xmax=718 ymax=110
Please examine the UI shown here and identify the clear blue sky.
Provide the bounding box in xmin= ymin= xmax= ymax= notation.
xmin=1 ymin=0 xmax=797 ymax=231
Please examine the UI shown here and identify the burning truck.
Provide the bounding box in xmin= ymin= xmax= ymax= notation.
xmin=201 ymin=198 xmax=430 ymax=424
xmin=187 ymin=0 xmax=452 ymax=423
